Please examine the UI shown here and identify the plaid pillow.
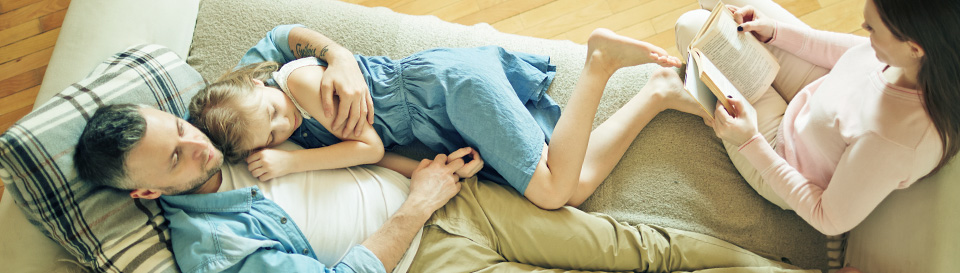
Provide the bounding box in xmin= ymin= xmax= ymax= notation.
xmin=0 ymin=44 xmax=205 ymax=272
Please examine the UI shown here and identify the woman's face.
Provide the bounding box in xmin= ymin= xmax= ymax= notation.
xmin=862 ymin=0 xmax=922 ymax=69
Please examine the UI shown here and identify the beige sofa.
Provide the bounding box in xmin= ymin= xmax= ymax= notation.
xmin=0 ymin=0 xmax=956 ymax=272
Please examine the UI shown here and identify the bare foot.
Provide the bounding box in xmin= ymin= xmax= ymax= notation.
xmin=585 ymin=28 xmax=682 ymax=75
xmin=639 ymin=68 xmax=712 ymax=121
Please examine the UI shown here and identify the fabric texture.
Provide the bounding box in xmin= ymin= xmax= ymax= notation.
xmin=187 ymin=0 xmax=828 ymax=270
xmin=216 ymin=154 xmax=422 ymax=271
xmin=0 ymin=44 xmax=205 ymax=272
xmin=159 ymin=186 xmax=385 ymax=273
xmin=411 ymin=178 xmax=818 ymax=273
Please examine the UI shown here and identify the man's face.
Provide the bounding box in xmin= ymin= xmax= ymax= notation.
xmin=125 ymin=107 xmax=224 ymax=196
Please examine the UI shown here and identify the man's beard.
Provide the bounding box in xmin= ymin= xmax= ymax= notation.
xmin=164 ymin=158 xmax=224 ymax=196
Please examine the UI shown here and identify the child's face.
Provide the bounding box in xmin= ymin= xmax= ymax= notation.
xmin=240 ymin=82 xmax=303 ymax=152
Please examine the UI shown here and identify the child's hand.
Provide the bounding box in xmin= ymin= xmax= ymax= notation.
xmin=246 ymin=149 xmax=295 ymax=182
xmin=447 ymin=147 xmax=484 ymax=178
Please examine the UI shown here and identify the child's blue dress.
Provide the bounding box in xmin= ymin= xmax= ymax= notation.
xmin=274 ymin=46 xmax=559 ymax=195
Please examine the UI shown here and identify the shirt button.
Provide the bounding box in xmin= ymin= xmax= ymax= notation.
xmin=302 ymin=248 xmax=309 ymax=255
xmin=302 ymin=132 xmax=308 ymax=137
xmin=251 ymin=189 xmax=257 ymax=197
xmin=280 ymin=217 xmax=287 ymax=224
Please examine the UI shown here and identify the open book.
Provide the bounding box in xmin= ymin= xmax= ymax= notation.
xmin=683 ymin=1 xmax=779 ymax=118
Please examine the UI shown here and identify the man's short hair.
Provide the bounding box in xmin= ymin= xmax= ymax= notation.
xmin=74 ymin=104 xmax=146 ymax=189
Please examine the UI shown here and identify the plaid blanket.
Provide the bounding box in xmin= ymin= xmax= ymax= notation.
xmin=0 ymin=44 xmax=205 ymax=272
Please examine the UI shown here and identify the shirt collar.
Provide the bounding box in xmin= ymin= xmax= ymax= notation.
xmin=159 ymin=186 xmax=263 ymax=213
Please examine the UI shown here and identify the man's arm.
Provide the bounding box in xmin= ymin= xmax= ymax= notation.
xmin=377 ymin=148 xmax=485 ymax=179
xmin=287 ymin=26 xmax=375 ymax=137
xmin=234 ymin=246 xmax=384 ymax=273
xmin=361 ymin=154 xmax=464 ymax=273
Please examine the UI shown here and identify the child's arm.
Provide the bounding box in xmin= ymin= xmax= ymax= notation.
xmin=376 ymin=148 xmax=485 ymax=179
xmin=286 ymin=64 xmax=385 ymax=168
xmin=246 ymin=63 xmax=384 ymax=182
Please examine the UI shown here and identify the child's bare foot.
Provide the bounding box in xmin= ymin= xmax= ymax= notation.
xmin=585 ymin=28 xmax=682 ymax=75
xmin=639 ymin=68 xmax=712 ymax=121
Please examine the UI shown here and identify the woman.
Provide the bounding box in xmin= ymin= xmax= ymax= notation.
xmin=637 ymin=0 xmax=959 ymax=236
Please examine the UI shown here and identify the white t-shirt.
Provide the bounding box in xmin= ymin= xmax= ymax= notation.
xmin=219 ymin=155 xmax=421 ymax=272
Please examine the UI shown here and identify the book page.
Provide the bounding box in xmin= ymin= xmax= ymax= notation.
xmin=683 ymin=53 xmax=718 ymax=118
xmin=689 ymin=2 xmax=778 ymax=104
xmin=696 ymin=50 xmax=742 ymax=113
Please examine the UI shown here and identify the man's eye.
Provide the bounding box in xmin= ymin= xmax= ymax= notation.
xmin=173 ymin=152 xmax=179 ymax=166
xmin=178 ymin=121 xmax=184 ymax=136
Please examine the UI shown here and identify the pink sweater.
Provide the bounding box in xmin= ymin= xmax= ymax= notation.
xmin=737 ymin=23 xmax=943 ymax=235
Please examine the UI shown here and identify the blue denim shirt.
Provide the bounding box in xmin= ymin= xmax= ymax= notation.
xmin=159 ymin=186 xmax=386 ymax=273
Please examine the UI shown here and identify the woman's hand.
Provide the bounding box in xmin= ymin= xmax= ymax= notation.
xmin=246 ymin=149 xmax=295 ymax=182
xmin=727 ymin=5 xmax=777 ymax=43
xmin=712 ymin=96 xmax=760 ymax=147
xmin=322 ymin=48 xmax=375 ymax=137
xmin=447 ymin=147 xmax=484 ymax=178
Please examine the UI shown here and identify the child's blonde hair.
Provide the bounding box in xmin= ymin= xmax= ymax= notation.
xmin=189 ymin=61 xmax=280 ymax=164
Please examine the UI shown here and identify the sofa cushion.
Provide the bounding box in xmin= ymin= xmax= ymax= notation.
xmin=0 ymin=44 xmax=204 ymax=273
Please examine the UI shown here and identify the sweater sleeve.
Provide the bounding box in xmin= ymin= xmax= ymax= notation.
xmin=767 ymin=22 xmax=869 ymax=69
xmin=737 ymin=133 xmax=913 ymax=235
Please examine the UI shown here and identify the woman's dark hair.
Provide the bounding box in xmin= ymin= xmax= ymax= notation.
xmin=873 ymin=0 xmax=960 ymax=176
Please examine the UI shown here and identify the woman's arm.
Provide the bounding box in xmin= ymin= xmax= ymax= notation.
xmin=766 ymin=23 xmax=868 ymax=69
xmin=737 ymin=132 xmax=912 ymax=235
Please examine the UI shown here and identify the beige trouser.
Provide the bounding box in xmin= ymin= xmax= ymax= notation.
xmin=675 ymin=0 xmax=831 ymax=210
xmin=408 ymin=178 xmax=819 ymax=272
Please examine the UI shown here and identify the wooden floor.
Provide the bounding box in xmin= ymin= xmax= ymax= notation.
xmin=0 ymin=0 xmax=865 ymax=198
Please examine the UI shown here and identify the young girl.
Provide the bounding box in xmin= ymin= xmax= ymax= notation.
xmin=190 ymin=28 xmax=682 ymax=210
xmin=638 ymin=0 xmax=959 ymax=235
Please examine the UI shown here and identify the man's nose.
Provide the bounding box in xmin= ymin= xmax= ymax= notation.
xmin=183 ymin=138 xmax=207 ymax=159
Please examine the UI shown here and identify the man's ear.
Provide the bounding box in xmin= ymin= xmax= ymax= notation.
xmin=908 ymin=40 xmax=925 ymax=59
xmin=251 ymin=78 xmax=265 ymax=87
xmin=130 ymin=189 xmax=162 ymax=199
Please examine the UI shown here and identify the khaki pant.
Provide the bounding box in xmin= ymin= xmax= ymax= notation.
xmin=409 ymin=178 xmax=819 ymax=273
xmin=675 ymin=0 xmax=831 ymax=210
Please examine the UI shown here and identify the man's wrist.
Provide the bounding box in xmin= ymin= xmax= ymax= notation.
xmin=399 ymin=195 xmax=438 ymax=222
xmin=322 ymin=46 xmax=353 ymax=63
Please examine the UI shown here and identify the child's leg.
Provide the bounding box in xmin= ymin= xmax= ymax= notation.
xmin=567 ymin=69 xmax=690 ymax=206
xmin=524 ymin=29 xmax=679 ymax=209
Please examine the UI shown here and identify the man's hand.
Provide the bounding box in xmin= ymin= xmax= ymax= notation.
xmin=246 ymin=149 xmax=296 ymax=182
xmin=447 ymin=147 xmax=484 ymax=178
xmin=407 ymin=154 xmax=464 ymax=213
xmin=321 ymin=48 xmax=375 ymax=137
